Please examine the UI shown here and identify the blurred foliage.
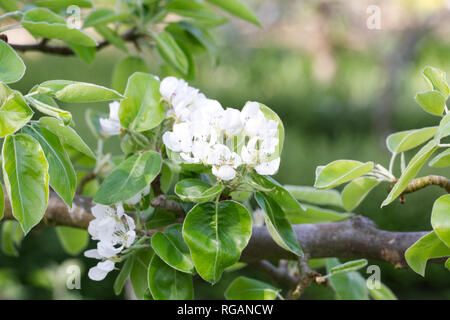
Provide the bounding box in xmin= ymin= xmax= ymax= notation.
xmin=2 ymin=0 xmax=450 ymax=299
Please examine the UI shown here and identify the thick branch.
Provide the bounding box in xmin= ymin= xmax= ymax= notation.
xmin=5 ymin=28 xmax=144 ymax=56
xmin=2 ymin=193 xmax=433 ymax=268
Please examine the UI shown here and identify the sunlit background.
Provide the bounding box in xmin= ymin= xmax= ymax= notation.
xmin=1 ymin=0 xmax=450 ymax=299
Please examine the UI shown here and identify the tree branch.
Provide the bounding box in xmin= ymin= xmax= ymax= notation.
xmin=1 ymin=193 xmax=436 ymax=268
xmin=4 ymin=28 xmax=144 ymax=56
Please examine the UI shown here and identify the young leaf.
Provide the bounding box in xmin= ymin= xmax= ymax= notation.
xmin=382 ymin=141 xmax=437 ymax=207
xmin=430 ymin=194 xmax=450 ymax=247
xmin=67 ymin=43 xmax=96 ymax=64
xmin=251 ymin=174 xmax=308 ymax=223
xmin=341 ymin=177 xmax=379 ymax=211
xmin=23 ymin=124 xmax=76 ymax=207
xmin=2 ymin=134 xmax=49 ymax=234
xmin=0 ymin=86 xmax=33 ymax=137
xmin=434 ymin=113 xmax=450 ymax=143
xmin=130 ymin=249 xmax=153 ymax=299
xmin=405 ymin=231 xmax=450 ymax=276
xmin=148 ymin=255 xmax=194 ymax=300
xmin=0 ymin=40 xmax=26 ymax=84
xmin=175 ymin=179 xmax=224 ymax=203
xmin=182 ymin=200 xmax=252 ymax=284
xmin=39 ymin=117 xmax=95 ymax=158
xmin=151 ymin=224 xmax=194 ymax=274
xmin=284 ymin=185 xmax=343 ymax=208
xmin=326 ymin=259 xmax=368 ymax=277
xmin=415 ymin=90 xmax=446 ymax=116
xmin=119 ymin=72 xmax=165 ymax=132
xmin=21 ymin=8 xmax=97 ymax=47
xmin=38 ymin=80 xmax=123 ymax=103
xmin=325 ymin=258 xmax=369 ymax=300
xmin=429 ymin=148 xmax=450 ymax=168
xmin=145 ymin=209 xmax=176 ymax=230
xmin=167 ymin=0 xmax=227 ymax=26
xmin=386 ymin=126 xmax=438 ymax=154
xmin=422 ymin=66 xmax=449 ymax=98
xmin=26 ymin=95 xmax=72 ymax=125
xmin=95 ymin=25 xmax=127 ymax=52
xmin=94 ymin=151 xmax=162 ymax=205
xmin=314 ymin=160 xmax=374 ymax=190
xmin=153 ymin=31 xmax=189 ymax=75
xmin=368 ymin=282 xmax=397 ymax=300
xmin=114 ymin=257 xmax=134 ymax=295
xmin=1 ymin=220 xmax=23 ymax=257
xmin=225 ymin=276 xmax=280 ymax=300
xmin=255 ymin=192 xmax=303 ymax=257
xmin=291 ymin=204 xmax=352 ymax=224
xmin=34 ymin=0 xmax=93 ymax=10
xmin=55 ymin=226 xmax=88 ymax=255
xmin=206 ymin=0 xmax=261 ymax=26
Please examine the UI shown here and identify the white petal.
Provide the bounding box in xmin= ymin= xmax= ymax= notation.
xmin=212 ymin=165 xmax=236 ymax=181
xmin=91 ymin=204 xmax=109 ymax=219
xmin=97 ymin=260 xmax=115 ymax=272
xmin=84 ymin=249 xmax=102 ymax=259
xmin=108 ymin=101 xmax=120 ymax=121
xmin=88 ymin=266 xmax=108 ymax=281
xmin=255 ymin=158 xmax=280 ymax=175
xmin=97 ymin=241 xmax=121 ymax=258
xmin=99 ymin=118 xmax=121 ymax=136
xmin=160 ymin=76 xmax=180 ymax=100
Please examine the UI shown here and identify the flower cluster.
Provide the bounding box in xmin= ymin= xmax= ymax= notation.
xmin=84 ymin=204 xmax=136 ymax=281
xmin=99 ymin=101 xmax=121 ymax=137
xmin=160 ymin=77 xmax=281 ymax=181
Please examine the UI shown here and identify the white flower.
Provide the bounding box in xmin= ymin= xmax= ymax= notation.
xmin=162 ymin=122 xmax=192 ymax=153
xmin=124 ymin=184 xmax=151 ymax=206
xmin=159 ymin=76 xmax=180 ymax=101
xmin=84 ymin=249 xmax=102 ymax=259
xmin=88 ymin=260 xmax=115 ymax=281
xmin=99 ymin=101 xmax=121 ymax=136
xmin=212 ymin=165 xmax=237 ymax=181
xmin=255 ymin=157 xmax=280 ymax=175
xmin=219 ymin=108 xmax=243 ymax=136
xmin=207 ymin=144 xmax=241 ymax=181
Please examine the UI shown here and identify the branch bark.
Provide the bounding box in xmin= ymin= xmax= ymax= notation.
xmin=2 ymin=193 xmax=432 ymax=268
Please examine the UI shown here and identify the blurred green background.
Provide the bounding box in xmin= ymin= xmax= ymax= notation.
xmin=1 ymin=0 xmax=450 ymax=299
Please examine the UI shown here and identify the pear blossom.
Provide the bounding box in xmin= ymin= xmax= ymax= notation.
xmin=159 ymin=76 xmax=282 ymax=181
xmin=99 ymin=101 xmax=121 ymax=137
xmin=85 ymin=203 xmax=136 ymax=281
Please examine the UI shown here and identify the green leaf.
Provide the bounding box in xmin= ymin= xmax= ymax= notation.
xmin=291 ymin=204 xmax=352 ymax=224
xmin=446 ymin=258 xmax=450 ymax=271
xmin=175 ymin=179 xmax=224 ymax=203
xmin=1 ymin=220 xmax=22 ymax=257
xmin=382 ymin=141 xmax=437 ymax=207
xmin=0 ymin=0 xmax=18 ymax=11
xmin=38 ymin=80 xmax=123 ymax=103
xmin=112 ymin=56 xmax=150 ymax=94
xmin=83 ymin=8 xmax=129 ymax=28
xmin=434 ymin=113 xmax=450 ymax=143
xmin=0 ymin=183 xmax=4 ymax=219
xmin=85 ymin=109 xmax=107 ymax=139
xmin=405 ymin=231 xmax=450 ymax=276
xmin=422 ymin=66 xmax=449 ymax=98
xmin=95 ymin=25 xmax=127 ymax=52
xmin=326 ymin=258 xmax=368 ymax=300
xmin=206 ymin=0 xmax=261 ymax=26
xmin=0 ymin=40 xmax=25 ymax=83
xmin=386 ymin=126 xmax=438 ymax=154
xmin=151 ymin=224 xmax=194 ymax=274
xmin=255 ymin=192 xmax=303 ymax=256
xmin=23 ymin=124 xmax=76 ymax=207
xmin=182 ymin=200 xmax=252 ymax=284
xmin=0 ymin=86 xmax=33 ymax=137
xmin=431 ymin=194 xmax=450 ymax=247
xmin=259 ymin=103 xmax=284 ymax=158
xmin=119 ymin=72 xmax=165 ymax=132
xmin=284 ymin=185 xmax=343 ymax=208
xmin=341 ymin=177 xmax=379 ymax=211
xmin=225 ymin=276 xmax=280 ymax=300
xmin=34 ymin=0 xmax=93 ymax=9
xmin=67 ymin=43 xmax=96 ymax=64
xmin=368 ymin=282 xmax=397 ymax=300
xmin=39 ymin=117 xmax=95 ymax=158
xmin=415 ymin=90 xmax=446 ymax=116
xmin=2 ymin=134 xmax=49 ymax=234
xmin=145 ymin=209 xmax=176 ymax=229
xmin=114 ymin=257 xmax=134 ymax=295
xmin=55 ymin=226 xmax=88 ymax=255
xmin=314 ymin=160 xmax=373 ymax=190
xmin=153 ymin=31 xmax=189 ymax=75
xmin=167 ymin=0 xmax=227 ymax=26
xmin=130 ymin=249 xmax=153 ymax=299
xmin=21 ymin=8 xmax=97 ymax=47
xmin=148 ymin=255 xmax=194 ymax=300
xmin=429 ymin=148 xmax=450 ymax=168
xmin=250 ymin=174 xmax=308 ymax=224
xmin=326 ymin=259 xmax=368 ymax=277
xmin=94 ymin=151 xmax=162 ymax=205
xmin=160 ymin=161 xmax=180 ymax=193
xmin=26 ymin=94 xmax=72 ymax=125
